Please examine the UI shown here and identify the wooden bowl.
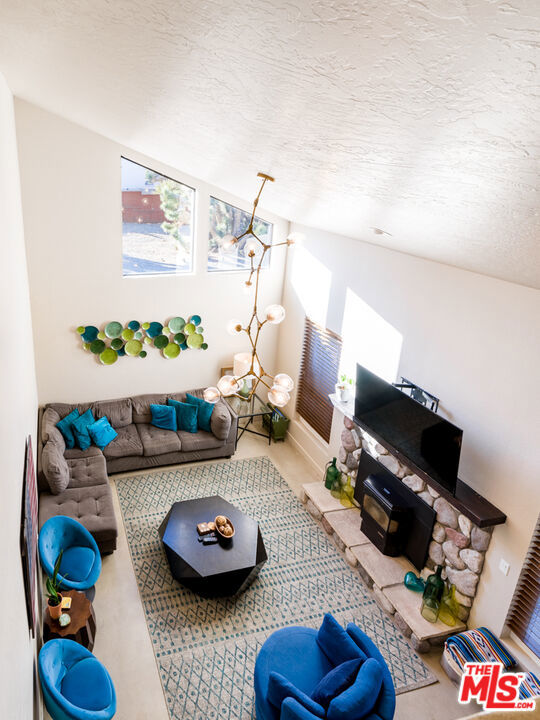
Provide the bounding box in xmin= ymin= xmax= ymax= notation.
xmin=214 ymin=515 xmax=235 ymax=541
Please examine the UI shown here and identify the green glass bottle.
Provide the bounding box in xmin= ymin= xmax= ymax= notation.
xmin=340 ymin=474 xmax=355 ymax=508
xmin=421 ymin=565 xmax=444 ymax=623
xmin=324 ymin=457 xmax=341 ymax=491
xmin=439 ymin=583 xmax=459 ymax=627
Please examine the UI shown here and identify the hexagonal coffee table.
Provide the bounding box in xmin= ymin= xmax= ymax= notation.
xmin=158 ymin=495 xmax=267 ymax=596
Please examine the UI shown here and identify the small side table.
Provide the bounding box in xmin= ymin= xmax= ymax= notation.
xmin=225 ymin=393 xmax=272 ymax=448
xmin=43 ymin=590 xmax=96 ymax=651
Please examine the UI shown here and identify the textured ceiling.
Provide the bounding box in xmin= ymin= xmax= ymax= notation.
xmin=1 ymin=0 xmax=539 ymax=287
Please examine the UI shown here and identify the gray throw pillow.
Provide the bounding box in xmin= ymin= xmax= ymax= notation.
xmin=210 ymin=401 xmax=232 ymax=441
xmin=42 ymin=441 xmax=70 ymax=494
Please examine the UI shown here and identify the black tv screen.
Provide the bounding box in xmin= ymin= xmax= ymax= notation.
xmin=354 ymin=364 xmax=462 ymax=495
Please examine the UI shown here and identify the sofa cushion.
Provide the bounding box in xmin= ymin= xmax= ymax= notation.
xmin=168 ymin=398 xmax=197 ymax=433
xmin=150 ymin=404 xmax=177 ymax=431
xmin=39 ymin=483 xmax=117 ymax=549
xmin=41 ymin=407 xmax=66 ymax=450
xmin=64 ymin=446 xmax=103 ymax=461
xmin=66 ymin=454 xmax=108 ymax=488
xmin=327 ymin=658 xmax=383 ymax=720
xmin=93 ymin=397 xmax=132 ymax=429
xmin=102 ymin=424 xmax=143 ymax=459
xmin=210 ymin=400 xmax=232 ymax=441
xmin=138 ymin=423 xmax=182 ymax=456
xmin=177 ymin=430 xmax=223 ymax=452
xmin=42 ymin=441 xmax=70 ymax=494
xmin=71 ymin=409 xmax=96 ymax=451
xmin=317 ymin=614 xmax=365 ymax=667
xmin=311 ymin=658 xmax=362 ymax=710
xmin=131 ymin=393 xmax=168 ymax=424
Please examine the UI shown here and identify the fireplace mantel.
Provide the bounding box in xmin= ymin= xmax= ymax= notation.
xmin=329 ymin=394 xmax=506 ymax=529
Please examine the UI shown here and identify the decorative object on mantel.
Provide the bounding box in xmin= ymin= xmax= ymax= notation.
xmin=76 ymin=315 xmax=207 ymax=364
xmin=420 ymin=565 xmax=445 ymax=623
xmin=203 ymin=173 xmax=297 ymax=408
xmin=404 ymin=571 xmax=425 ymax=593
xmin=335 ymin=373 xmax=354 ymax=403
xmin=324 ymin=457 xmax=342 ymax=491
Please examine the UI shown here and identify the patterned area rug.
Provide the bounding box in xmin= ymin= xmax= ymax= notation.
xmin=116 ymin=456 xmax=436 ymax=719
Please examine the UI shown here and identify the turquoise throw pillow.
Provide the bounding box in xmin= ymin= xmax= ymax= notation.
xmin=185 ymin=392 xmax=214 ymax=432
xmin=311 ymin=658 xmax=362 ymax=710
xmin=71 ymin=409 xmax=96 ymax=451
xmin=150 ymin=404 xmax=177 ymax=431
xmin=56 ymin=409 xmax=80 ymax=449
xmin=88 ymin=416 xmax=118 ymax=450
xmin=167 ymin=398 xmax=198 ymax=433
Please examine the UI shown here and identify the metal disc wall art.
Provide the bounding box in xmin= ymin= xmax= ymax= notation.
xmin=76 ymin=315 xmax=207 ymax=364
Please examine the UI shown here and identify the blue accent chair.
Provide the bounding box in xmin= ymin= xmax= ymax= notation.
xmin=39 ymin=639 xmax=116 ymax=720
xmin=254 ymin=614 xmax=396 ymax=720
xmin=39 ymin=516 xmax=102 ymax=591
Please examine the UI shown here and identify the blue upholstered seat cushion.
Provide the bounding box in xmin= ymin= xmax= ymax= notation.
xmin=61 ymin=657 xmax=112 ymax=711
xmin=167 ymin=398 xmax=198 ymax=433
xmin=268 ymin=672 xmax=325 ymax=717
xmin=327 ymin=658 xmax=383 ymax=720
xmin=60 ymin=546 xmax=96 ymax=583
xmin=87 ymin=416 xmax=118 ymax=450
xmin=185 ymin=392 xmax=214 ymax=432
xmin=56 ymin=409 xmax=80 ymax=449
xmin=311 ymin=658 xmax=362 ymax=710
xmin=316 ymin=614 xmax=366 ymax=666
xmin=71 ymin=409 xmax=96 ymax=451
xmin=150 ymin=403 xmax=177 ymax=431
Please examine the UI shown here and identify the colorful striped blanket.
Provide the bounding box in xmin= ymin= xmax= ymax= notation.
xmin=445 ymin=627 xmax=540 ymax=700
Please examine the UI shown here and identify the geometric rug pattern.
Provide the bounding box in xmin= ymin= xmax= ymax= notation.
xmin=116 ymin=456 xmax=436 ymax=719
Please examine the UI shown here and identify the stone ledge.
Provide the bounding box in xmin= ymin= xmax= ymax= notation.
xmin=324 ymin=508 xmax=371 ymax=549
xmin=384 ymin=584 xmax=466 ymax=642
xmin=302 ymin=481 xmax=343 ymax=513
xmin=351 ymin=543 xmax=417 ymax=589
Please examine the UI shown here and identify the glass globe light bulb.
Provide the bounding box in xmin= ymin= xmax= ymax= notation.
xmin=217 ymin=375 xmax=239 ymax=397
xmin=222 ymin=234 xmax=238 ymax=252
xmin=265 ymin=304 xmax=286 ymax=324
xmin=268 ymin=385 xmax=290 ymax=408
xmin=273 ymin=373 xmax=294 ymax=392
xmin=245 ymin=238 xmax=259 ymax=257
xmin=203 ymin=386 xmax=220 ymax=404
xmin=286 ymin=231 xmax=305 ymax=245
xmin=227 ymin=318 xmax=243 ymax=335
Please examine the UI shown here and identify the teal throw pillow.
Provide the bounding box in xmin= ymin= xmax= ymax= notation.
xmin=185 ymin=392 xmax=214 ymax=432
xmin=56 ymin=409 xmax=80 ymax=449
xmin=167 ymin=398 xmax=198 ymax=433
xmin=88 ymin=416 xmax=118 ymax=450
xmin=150 ymin=404 xmax=177 ymax=431
xmin=71 ymin=409 xmax=96 ymax=451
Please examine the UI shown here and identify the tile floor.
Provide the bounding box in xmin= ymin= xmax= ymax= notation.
xmin=45 ymin=426 xmax=475 ymax=720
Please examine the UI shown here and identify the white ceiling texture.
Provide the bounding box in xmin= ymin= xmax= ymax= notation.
xmin=1 ymin=0 xmax=539 ymax=288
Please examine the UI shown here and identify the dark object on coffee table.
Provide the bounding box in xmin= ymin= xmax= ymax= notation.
xmin=43 ymin=589 xmax=96 ymax=650
xmin=214 ymin=515 xmax=235 ymax=542
xmin=158 ymin=495 xmax=267 ymax=596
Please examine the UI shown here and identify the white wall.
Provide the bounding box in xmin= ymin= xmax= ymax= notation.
xmin=14 ymin=100 xmax=289 ymax=405
xmin=0 ymin=74 xmax=40 ymax=719
xmin=276 ymin=223 xmax=540 ymax=635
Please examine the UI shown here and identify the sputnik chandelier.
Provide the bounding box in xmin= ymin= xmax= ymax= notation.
xmin=203 ymin=172 xmax=295 ymax=408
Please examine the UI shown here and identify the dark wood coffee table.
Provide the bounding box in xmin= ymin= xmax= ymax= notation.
xmin=158 ymin=495 xmax=267 ymax=596
xmin=43 ymin=589 xmax=96 ymax=650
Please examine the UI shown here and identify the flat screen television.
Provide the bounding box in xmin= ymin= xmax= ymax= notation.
xmin=354 ymin=363 xmax=462 ymax=495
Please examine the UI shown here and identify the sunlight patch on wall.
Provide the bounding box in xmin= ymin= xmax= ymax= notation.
xmin=290 ymin=245 xmax=331 ymax=327
xmin=340 ymin=287 xmax=403 ymax=383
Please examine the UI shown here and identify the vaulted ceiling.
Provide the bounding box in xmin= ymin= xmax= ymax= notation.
xmin=1 ymin=0 xmax=539 ymax=287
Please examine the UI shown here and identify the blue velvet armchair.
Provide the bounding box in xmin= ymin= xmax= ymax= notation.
xmin=254 ymin=614 xmax=396 ymax=720
xmin=39 ymin=639 xmax=116 ymax=720
xmin=39 ymin=515 xmax=102 ymax=591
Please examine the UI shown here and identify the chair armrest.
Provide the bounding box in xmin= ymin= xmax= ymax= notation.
xmin=268 ymin=671 xmax=325 ymax=718
xmin=281 ymin=697 xmax=325 ymax=720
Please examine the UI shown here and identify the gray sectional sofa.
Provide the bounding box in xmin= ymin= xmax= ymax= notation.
xmin=37 ymin=389 xmax=238 ymax=553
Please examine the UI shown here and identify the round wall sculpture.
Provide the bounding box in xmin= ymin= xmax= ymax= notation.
xmin=76 ymin=316 xmax=208 ymax=365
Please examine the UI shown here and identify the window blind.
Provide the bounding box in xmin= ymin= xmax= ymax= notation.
xmin=505 ymin=513 xmax=540 ymax=659
xmin=296 ymin=317 xmax=342 ymax=443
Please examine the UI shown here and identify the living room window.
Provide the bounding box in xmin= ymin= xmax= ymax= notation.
xmin=207 ymin=195 xmax=272 ymax=272
xmin=505 ymin=513 xmax=540 ymax=659
xmin=121 ymin=157 xmax=195 ymax=276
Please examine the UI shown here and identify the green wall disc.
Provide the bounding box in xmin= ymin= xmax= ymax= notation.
xmin=146 ymin=322 xmax=163 ymax=338
xmin=90 ymin=339 xmax=106 ymax=354
xmin=125 ymin=339 xmax=143 ymax=356
xmin=201 ymin=343 xmax=208 ymax=350
xmin=153 ymin=334 xmax=168 ymax=349
xmin=163 ymin=342 xmax=180 ymax=359
xmin=128 ymin=320 xmax=140 ymax=331
xmin=105 ymin=321 xmax=123 ymax=338
xmin=184 ymin=322 xmax=196 ymax=335
xmin=139 ymin=350 xmax=147 ymax=358
xmin=174 ymin=332 xmax=186 ymax=345
xmin=111 ymin=338 xmax=123 ymax=350
xmin=168 ymin=317 xmax=185 ymax=333
xmin=187 ymin=333 xmax=203 ymax=349
xmin=100 ymin=348 xmax=118 ymax=365
xmin=121 ymin=328 xmax=134 ymax=341
xmin=81 ymin=326 xmax=99 ymax=342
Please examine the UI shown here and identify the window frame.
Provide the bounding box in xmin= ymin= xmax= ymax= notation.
xmin=121 ymin=156 xmax=197 ymax=279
